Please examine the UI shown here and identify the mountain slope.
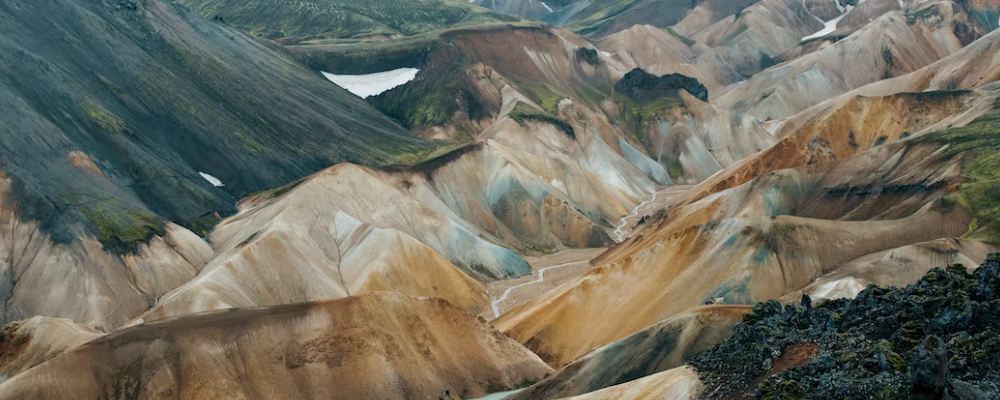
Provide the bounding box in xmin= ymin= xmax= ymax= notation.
xmin=176 ymin=0 xmax=515 ymax=41
xmin=565 ymin=0 xmax=760 ymax=38
xmin=0 ymin=293 xmax=553 ymax=400
xmin=0 ymin=0 xmax=440 ymax=329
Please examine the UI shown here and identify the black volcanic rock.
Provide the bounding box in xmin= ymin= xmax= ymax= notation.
xmin=690 ymin=254 xmax=1000 ymax=399
xmin=614 ymin=68 xmax=708 ymax=103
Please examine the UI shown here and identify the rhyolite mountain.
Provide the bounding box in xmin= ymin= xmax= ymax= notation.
xmin=1 ymin=0 xmax=1000 ymax=398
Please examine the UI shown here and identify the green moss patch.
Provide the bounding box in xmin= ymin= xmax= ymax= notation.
xmin=81 ymin=100 xmax=133 ymax=135
xmin=519 ymin=83 xmax=565 ymax=115
xmin=914 ymin=114 xmax=1000 ymax=243
xmin=79 ymin=202 xmax=165 ymax=253
xmin=509 ymin=102 xmax=575 ymax=140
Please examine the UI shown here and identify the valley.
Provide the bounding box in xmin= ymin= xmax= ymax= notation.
xmin=0 ymin=0 xmax=999 ymax=398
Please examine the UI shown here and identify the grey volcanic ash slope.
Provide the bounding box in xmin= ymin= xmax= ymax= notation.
xmin=0 ymin=0 xmax=424 ymax=249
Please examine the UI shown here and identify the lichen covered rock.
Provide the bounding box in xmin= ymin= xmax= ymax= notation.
xmin=691 ymin=253 xmax=1000 ymax=399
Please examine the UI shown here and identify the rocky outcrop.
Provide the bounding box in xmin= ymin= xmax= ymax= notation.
xmin=691 ymin=254 xmax=1000 ymax=399
xmin=614 ymin=69 xmax=708 ymax=103
xmin=0 ymin=292 xmax=554 ymax=400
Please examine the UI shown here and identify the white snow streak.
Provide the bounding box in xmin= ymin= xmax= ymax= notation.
xmin=321 ymin=68 xmax=419 ymax=98
xmin=199 ymin=172 xmax=224 ymax=187
xmin=490 ymin=261 xmax=587 ymax=318
xmin=802 ymin=13 xmax=847 ymax=41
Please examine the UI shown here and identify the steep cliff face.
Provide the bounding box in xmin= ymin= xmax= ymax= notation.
xmin=0 ymin=293 xmax=554 ymax=400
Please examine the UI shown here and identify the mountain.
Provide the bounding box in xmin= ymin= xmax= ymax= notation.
xmin=4 ymin=0 xmax=1000 ymax=398
xmin=175 ymin=0 xmax=515 ymax=42
xmin=564 ymin=0 xmax=761 ymax=38
xmin=0 ymin=292 xmax=554 ymax=399
xmin=509 ymin=305 xmax=750 ymax=399
xmin=493 ymin=25 xmax=1000 ymax=375
xmin=474 ymin=0 xmax=555 ymax=21
xmin=0 ymin=0 xmax=450 ymax=330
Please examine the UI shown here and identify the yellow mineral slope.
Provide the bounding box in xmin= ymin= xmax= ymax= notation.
xmin=0 ymin=292 xmax=553 ymax=400
xmin=495 ymin=138 xmax=975 ymax=367
xmin=561 ymin=366 xmax=704 ymax=400
xmin=510 ymin=305 xmax=749 ymax=400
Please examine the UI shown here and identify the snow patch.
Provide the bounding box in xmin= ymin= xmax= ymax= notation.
xmin=802 ymin=13 xmax=847 ymax=41
xmin=470 ymin=389 xmax=527 ymax=400
xmin=199 ymin=172 xmax=224 ymax=187
xmin=321 ymin=68 xmax=419 ymax=98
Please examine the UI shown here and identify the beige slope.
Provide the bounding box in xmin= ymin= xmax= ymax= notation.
xmin=838 ymin=0 xmax=903 ymax=32
xmin=510 ymin=305 xmax=749 ymax=400
xmin=601 ymin=0 xmax=831 ymax=91
xmin=495 ymin=139 xmax=971 ymax=367
xmin=786 ymin=238 xmax=997 ymax=300
xmin=687 ymin=89 xmax=995 ymax=211
xmin=132 ymin=206 xmax=491 ymax=323
xmin=0 ymin=173 xmax=213 ymax=331
xmin=560 ymin=366 xmax=704 ymax=400
xmin=845 ymin=24 xmax=1000 ymax=96
xmin=0 ymin=292 xmax=554 ymax=400
xmin=133 ymin=97 xmax=671 ymax=323
xmin=597 ymin=25 xmax=697 ymax=68
xmin=713 ymin=3 xmax=972 ymax=122
xmin=0 ymin=316 xmax=103 ymax=380
xmin=646 ymin=91 xmax=777 ymax=184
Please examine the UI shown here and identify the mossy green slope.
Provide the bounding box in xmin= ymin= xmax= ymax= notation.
xmin=175 ymin=0 xmax=515 ymax=41
xmin=0 ymin=0 xmax=428 ymax=251
xmin=914 ymin=113 xmax=1000 ymax=244
xmin=564 ymin=0 xmax=759 ymax=38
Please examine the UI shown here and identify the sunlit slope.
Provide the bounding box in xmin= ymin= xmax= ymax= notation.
xmin=0 ymin=293 xmax=554 ymax=400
